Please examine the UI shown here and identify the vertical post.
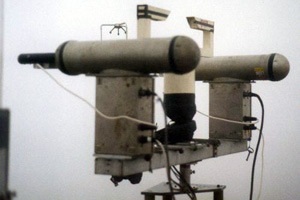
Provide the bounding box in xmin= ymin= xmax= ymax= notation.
xmin=214 ymin=190 xmax=224 ymax=200
xmin=179 ymin=164 xmax=191 ymax=191
xmin=163 ymin=195 xmax=172 ymax=200
xmin=137 ymin=18 xmax=151 ymax=39
xmin=144 ymin=194 xmax=155 ymax=200
xmin=137 ymin=4 xmax=170 ymax=39
xmin=203 ymin=31 xmax=214 ymax=57
xmin=186 ymin=17 xmax=214 ymax=57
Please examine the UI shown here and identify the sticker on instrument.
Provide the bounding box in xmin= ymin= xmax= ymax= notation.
xmin=254 ymin=68 xmax=266 ymax=79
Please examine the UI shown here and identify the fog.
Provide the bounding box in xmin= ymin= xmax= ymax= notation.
xmin=2 ymin=0 xmax=300 ymax=199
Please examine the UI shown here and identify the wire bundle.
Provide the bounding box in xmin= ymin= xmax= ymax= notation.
xmin=171 ymin=166 xmax=197 ymax=200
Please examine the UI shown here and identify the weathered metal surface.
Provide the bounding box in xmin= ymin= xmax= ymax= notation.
xmin=209 ymin=80 xmax=251 ymax=140
xmin=180 ymin=164 xmax=191 ymax=190
xmin=95 ymin=139 xmax=247 ymax=176
xmin=55 ymin=36 xmax=200 ymax=75
xmin=196 ymin=54 xmax=290 ymax=81
xmin=95 ymin=76 xmax=154 ymax=156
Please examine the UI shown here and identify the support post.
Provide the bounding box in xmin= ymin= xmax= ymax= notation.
xmin=163 ymin=195 xmax=172 ymax=200
xmin=214 ymin=190 xmax=224 ymax=200
xmin=137 ymin=4 xmax=170 ymax=39
xmin=137 ymin=18 xmax=151 ymax=39
xmin=179 ymin=164 xmax=191 ymax=191
xmin=144 ymin=194 xmax=155 ymax=200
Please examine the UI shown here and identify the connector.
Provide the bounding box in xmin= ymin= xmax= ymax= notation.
xmin=243 ymin=92 xmax=254 ymax=97
xmin=243 ymin=116 xmax=258 ymax=122
xmin=138 ymin=136 xmax=153 ymax=144
xmin=243 ymin=92 xmax=259 ymax=98
xmin=138 ymin=124 xmax=157 ymax=131
xmin=243 ymin=124 xmax=257 ymax=130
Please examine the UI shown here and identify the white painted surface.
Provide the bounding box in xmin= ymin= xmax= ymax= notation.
xmin=164 ymin=71 xmax=195 ymax=94
xmin=2 ymin=0 xmax=300 ymax=200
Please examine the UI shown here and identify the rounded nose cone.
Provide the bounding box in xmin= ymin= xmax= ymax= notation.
xmin=272 ymin=54 xmax=290 ymax=81
xmin=170 ymin=36 xmax=200 ymax=74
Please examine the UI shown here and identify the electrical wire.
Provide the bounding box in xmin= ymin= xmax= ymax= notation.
xmin=35 ymin=64 xmax=156 ymax=127
xmin=36 ymin=64 xmax=266 ymax=199
xmin=156 ymin=140 xmax=196 ymax=200
xmin=155 ymin=139 xmax=171 ymax=182
xmin=155 ymin=95 xmax=175 ymax=200
xmin=155 ymin=94 xmax=197 ymax=200
xmin=171 ymin=166 xmax=197 ymax=200
xmin=196 ymin=110 xmax=259 ymax=125
xmin=248 ymin=93 xmax=264 ymax=200
xmin=256 ymin=133 xmax=265 ymax=200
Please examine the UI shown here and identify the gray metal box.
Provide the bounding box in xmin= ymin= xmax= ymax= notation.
xmin=209 ymin=80 xmax=251 ymax=140
xmin=95 ymin=76 xmax=154 ymax=156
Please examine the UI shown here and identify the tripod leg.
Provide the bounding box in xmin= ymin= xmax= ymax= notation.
xmin=144 ymin=194 xmax=155 ymax=200
xmin=214 ymin=190 xmax=224 ymax=200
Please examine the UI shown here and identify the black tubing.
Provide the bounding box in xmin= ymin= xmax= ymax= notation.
xmin=18 ymin=53 xmax=55 ymax=64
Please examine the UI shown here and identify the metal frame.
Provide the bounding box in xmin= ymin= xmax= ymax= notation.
xmin=100 ymin=23 xmax=128 ymax=40
xmin=141 ymin=182 xmax=225 ymax=200
xmin=95 ymin=139 xmax=247 ymax=176
xmin=93 ymin=6 xmax=251 ymax=200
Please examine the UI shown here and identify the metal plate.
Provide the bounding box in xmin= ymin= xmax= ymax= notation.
xmin=95 ymin=77 xmax=154 ymax=156
xmin=95 ymin=140 xmax=247 ymax=176
xmin=141 ymin=182 xmax=225 ymax=195
xmin=209 ymin=81 xmax=251 ymax=140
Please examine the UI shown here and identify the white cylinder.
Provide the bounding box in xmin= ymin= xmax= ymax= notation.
xmin=55 ymin=36 xmax=200 ymax=75
xmin=196 ymin=54 xmax=290 ymax=81
xmin=164 ymin=71 xmax=195 ymax=94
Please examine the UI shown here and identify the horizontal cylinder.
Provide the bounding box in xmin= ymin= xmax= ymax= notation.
xmin=56 ymin=36 xmax=200 ymax=75
xmin=18 ymin=53 xmax=55 ymax=64
xmin=196 ymin=53 xmax=290 ymax=81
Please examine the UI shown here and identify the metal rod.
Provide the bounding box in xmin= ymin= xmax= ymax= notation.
xmin=180 ymin=164 xmax=191 ymax=191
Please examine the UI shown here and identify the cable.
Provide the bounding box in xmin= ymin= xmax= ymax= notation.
xmin=155 ymin=95 xmax=175 ymax=200
xmin=155 ymin=140 xmax=170 ymax=181
xmin=154 ymin=93 xmax=195 ymax=200
xmin=256 ymin=133 xmax=265 ymax=200
xmin=246 ymin=93 xmax=264 ymax=200
xmin=35 ymin=64 xmax=156 ymax=128
xmin=196 ymin=110 xmax=259 ymax=125
xmin=171 ymin=166 xmax=197 ymax=200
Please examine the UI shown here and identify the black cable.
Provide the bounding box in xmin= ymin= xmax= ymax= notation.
xmin=171 ymin=166 xmax=197 ymax=200
xmin=156 ymin=92 xmax=196 ymax=200
xmin=140 ymin=89 xmax=195 ymax=200
xmin=247 ymin=93 xmax=264 ymax=200
xmin=155 ymin=95 xmax=176 ymax=200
